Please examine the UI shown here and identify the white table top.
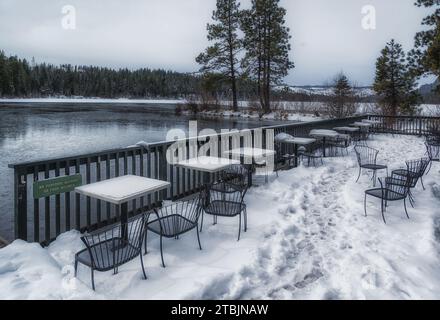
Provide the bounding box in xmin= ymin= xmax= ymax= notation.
xmin=175 ymin=156 xmax=240 ymax=173
xmin=309 ymin=129 xmax=340 ymax=138
xmin=333 ymin=127 xmax=360 ymax=132
xmin=352 ymin=122 xmax=372 ymax=127
xmin=283 ymin=137 xmax=317 ymax=145
xmin=75 ymin=175 xmax=170 ymax=205
xmin=225 ymin=147 xmax=276 ymax=158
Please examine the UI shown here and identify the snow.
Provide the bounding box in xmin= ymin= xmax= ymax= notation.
xmin=1 ymin=134 xmax=440 ymax=300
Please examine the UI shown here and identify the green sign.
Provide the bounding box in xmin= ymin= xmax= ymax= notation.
xmin=33 ymin=174 xmax=82 ymax=199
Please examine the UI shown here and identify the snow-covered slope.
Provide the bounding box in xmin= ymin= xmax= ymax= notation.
xmin=0 ymin=134 xmax=439 ymax=299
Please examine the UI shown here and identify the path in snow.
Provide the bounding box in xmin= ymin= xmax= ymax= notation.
xmin=192 ymin=135 xmax=440 ymax=300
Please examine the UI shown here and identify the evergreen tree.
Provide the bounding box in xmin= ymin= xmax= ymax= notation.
xmin=241 ymin=0 xmax=294 ymax=114
xmin=196 ymin=0 xmax=242 ymax=111
xmin=325 ymin=72 xmax=356 ymax=118
xmin=409 ymin=0 xmax=440 ymax=91
xmin=374 ymin=40 xmax=420 ymax=116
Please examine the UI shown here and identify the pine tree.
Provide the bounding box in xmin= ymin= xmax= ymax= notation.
xmin=374 ymin=40 xmax=420 ymax=116
xmin=325 ymin=72 xmax=356 ymax=118
xmin=196 ymin=0 xmax=242 ymax=111
xmin=241 ymin=0 xmax=294 ymax=114
xmin=408 ymin=0 xmax=440 ymax=91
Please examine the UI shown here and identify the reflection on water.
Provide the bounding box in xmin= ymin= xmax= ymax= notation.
xmin=0 ymin=103 xmax=286 ymax=240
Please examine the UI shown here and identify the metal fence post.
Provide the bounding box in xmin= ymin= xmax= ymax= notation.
xmin=14 ymin=167 xmax=28 ymax=241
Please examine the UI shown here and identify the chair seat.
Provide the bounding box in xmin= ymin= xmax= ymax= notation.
xmin=147 ymin=214 xmax=196 ymax=237
xmin=365 ymin=188 xmax=406 ymax=201
xmin=361 ymin=164 xmax=387 ymax=170
xmin=76 ymin=238 xmax=139 ymax=271
xmin=204 ymin=200 xmax=246 ymax=217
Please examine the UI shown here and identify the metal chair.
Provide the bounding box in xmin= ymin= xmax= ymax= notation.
xmin=144 ymin=195 xmax=203 ymax=268
xmin=299 ymin=141 xmax=323 ymax=167
xmin=354 ymin=146 xmax=388 ymax=186
xmin=391 ymin=158 xmax=430 ymax=207
xmin=425 ymin=142 xmax=440 ymax=174
xmin=217 ymin=164 xmax=249 ymax=191
xmin=364 ymin=176 xmax=411 ymax=224
xmin=75 ymin=213 xmax=148 ymax=290
xmin=328 ymin=135 xmax=350 ymax=157
xmin=201 ymin=181 xmax=248 ymax=241
xmin=274 ymin=141 xmax=296 ymax=175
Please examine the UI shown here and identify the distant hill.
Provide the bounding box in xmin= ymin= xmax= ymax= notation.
xmin=419 ymin=78 xmax=439 ymax=104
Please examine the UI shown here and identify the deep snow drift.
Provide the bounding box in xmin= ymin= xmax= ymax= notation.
xmin=0 ymin=134 xmax=439 ymax=300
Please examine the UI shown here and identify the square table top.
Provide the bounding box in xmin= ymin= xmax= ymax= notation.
xmin=309 ymin=129 xmax=340 ymax=138
xmin=283 ymin=137 xmax=317 ymax=145
xmin=225 ymin=147 xmax=277 ymax=158
xmin=333 ymin=127 xmax=360 ymax=132
xmin=75 ymin=175 xmax=170 ymax=205
xmin=175 ymin=156 xmax=240 ymax=173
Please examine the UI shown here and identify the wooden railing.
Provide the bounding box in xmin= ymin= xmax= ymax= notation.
xmin=8 ymin=115 xmax=368 ymax=244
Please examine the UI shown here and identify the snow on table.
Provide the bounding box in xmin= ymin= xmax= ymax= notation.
xmin=352 ymin=122 xmax=372 ymax=128
xmin=75 ymin=175 xmax=170 ymax=205
xmin=283 ymin=137 xmax=317 ymax=145
xmin=2 ymin=134 xmax=440 ymax=300
xmin=333 ymin=127 xmax=360 ymax=132
xmin=309 ymin=129 xmax=340 ymax=138
xmin=175 ymin=156 xmax=240 ymax=173
xmin=225 ymin=147 xmax=276 ymax=159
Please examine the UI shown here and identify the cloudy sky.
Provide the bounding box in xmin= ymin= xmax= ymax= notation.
xmin=0 ymin=0 xmax=432 ymax=86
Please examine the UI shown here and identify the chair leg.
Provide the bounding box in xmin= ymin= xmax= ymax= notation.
xmin=244 ymin=207 xmax=248 ymax=232
xmin=364 ymin=193 xmax=368 ymax=217
xmin=139 ymin=252 xmax=147 ymax=280
xmin=381 ymin=199 xmax=387 ymax=224
xmin=74 ymin=258 xmax=78 ymax=277
xmin=237 ymin=213 xmax=242 ymax=241
xmin=160 ymin=235 xmax=165 ymax=268
xmin=200 ymin=211 xmax=204 ymax=232
xmin=426 ymin=161 xmax=432 ymax=175
xmin=196 ymin=226 xmax=202 ymax=250
xmin=356 ymin=167 xmax=361 ymax=183
xmin=91 ymin=268 xmax=95 ymax=291
xmin=420 ymin=176 xmax=426 ymax=190
xmin=143 ymin=230 xmax=148 ymax=255
xmin=404 ymin=198 xmax=410 ymax=220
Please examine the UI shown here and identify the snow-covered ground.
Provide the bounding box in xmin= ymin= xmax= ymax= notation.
xmin=0 ymin=134 xmax=439 ymax=300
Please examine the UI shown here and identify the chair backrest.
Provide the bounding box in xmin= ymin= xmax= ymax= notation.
xmin=354 ymin=146 xmax=378 ymax=166
xmin=426 ymin=142 xmax=440 ymax=160
xmin=382 ymin=176 xmax=411 ymax=197
xmin=81 ymin=213 xmax=146 ymax=271
xmin=404 ymin=158 xmax=429 ymax=187
xmin=208 ymin=181 xmax=248 ymax=204
xmin=154 ymin=195 xmax=203 ymax=230
xmin=221 ymin=164 xmax=249 ymax=187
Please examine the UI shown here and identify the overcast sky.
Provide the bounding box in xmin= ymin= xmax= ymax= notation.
xmin=0 ymin=0 xmax=433 ymax=86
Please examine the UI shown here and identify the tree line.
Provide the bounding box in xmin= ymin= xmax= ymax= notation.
xmin=0 ymin=51 xmax=201 ymax=98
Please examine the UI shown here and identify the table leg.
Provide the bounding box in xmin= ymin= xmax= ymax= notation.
xmin=294 ymin=145 xmax=299 ymax=167
xmin=247 ymin=165 xmax=253 ymax=187
xmin=323 ymin=138 xmax=326 ymax=157
xmin=120 ymin=202 xmax=128 ymax=242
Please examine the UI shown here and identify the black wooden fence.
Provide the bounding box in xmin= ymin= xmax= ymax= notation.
xmin=10 ymin=114 xmax=413 ymax=244
xmin=368 ymin=115 xmax=440 ymax=136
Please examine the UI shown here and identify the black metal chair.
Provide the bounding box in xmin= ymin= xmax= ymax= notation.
xmin=391 ymin=158 xmax=430 ymax=206
xmin=425 ymin=142 xmax=440 ymax=174
xmin=201 ymin=181 xmax=248 ymax=241
xmin=75 ymin=213 xmax=148 ymax=290
xmin=144 ymin=195 xmax=203 ymax=268
xmin=218 ymin=164 xmax=249 ymax=191
xmin=299 ymin=141 xmax=323 ymax=167
xmin=274 ymin=141 xmax=296 ymax=175
xmin=364 ymin=176 xmax=411 ymax=224
xmin=354 ymin=146 xmax=388 ymax=186
xmin=328 ymin=135 xmax=350 ymax=157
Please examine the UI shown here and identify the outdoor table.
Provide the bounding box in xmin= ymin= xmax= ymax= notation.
xmin=175 ymin=156 xmax=240 ymax=185
xmin=333 ymin=126 xmax=360 ymax=134
xmin=309 ymin=129 xmax=340 ymax=157
xmin=75 ymin=175 xmax=170 ymax=241
xmin=362 ymin=119 xmax=381 ymax=125
xmin=225 ymin=148 xmax=277 ymax=187
xmin=282 ymin=137 xmax=317 ymax=167
xmin=351 ymin=122 xmax=372 ymax=128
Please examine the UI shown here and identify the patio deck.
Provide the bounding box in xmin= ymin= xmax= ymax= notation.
xmin=1 ymin=133 xmax=439 ymax=299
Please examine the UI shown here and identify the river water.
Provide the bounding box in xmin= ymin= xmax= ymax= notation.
xmin=0 ymin=102 xmax=285 ymax=240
